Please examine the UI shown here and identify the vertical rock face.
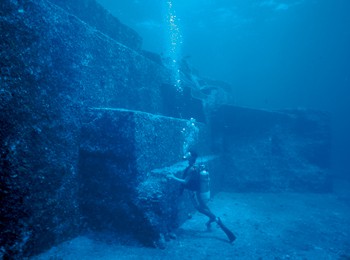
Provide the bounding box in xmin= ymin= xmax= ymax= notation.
xmin=78 ymin=108 xmax=209 ymax=247
xmin=0 ymin=0 xmax=332 ymax=258
xmin=48 ymin=0 xmax=143 ymax=51
xmin=0 ymin=0 xmax=194 ymax=257
xmin=211 ymin=106 xmax=331 ymax=192
xmin=1 ymin=1 xmax=83 ymax=256
xmin=0 ymin=0 xmax=172 ymax=114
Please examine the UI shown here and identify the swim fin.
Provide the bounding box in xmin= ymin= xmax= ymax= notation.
xmin=216 ymin=217 xmax=236 ymax=243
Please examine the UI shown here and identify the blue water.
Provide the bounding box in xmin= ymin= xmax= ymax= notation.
xmin=3 ymin=1 xmax=350 ymax=258
xmin=97 ymin=0 xmax=350 ymax=178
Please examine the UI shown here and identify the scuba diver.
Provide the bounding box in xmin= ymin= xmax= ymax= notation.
xmin=167 ymin=150 xmax=236 ymax=243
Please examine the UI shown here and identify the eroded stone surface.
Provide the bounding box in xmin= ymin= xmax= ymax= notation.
xmin=0 ymin=0 xmax=332 ymax=257
xmin=79 ymin=108 xmax=209 ymax=247
xmin=211 ymin=106 xmax=331 ymax=192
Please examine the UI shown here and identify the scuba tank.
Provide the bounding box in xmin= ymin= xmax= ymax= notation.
xmin=199 ymin=165 xmax=210 ymax=203
xmin=198 ymin=165 xmax=236 ymax=243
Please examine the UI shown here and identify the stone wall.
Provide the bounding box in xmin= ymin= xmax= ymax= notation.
xmin=0 ymin=0 xmax=199 ymax=257
xmin=48 ymin=0 xmax=143 ymax=51
xmin=211 ymin=106 xmax=331 ymax=192
xmin=0 ymin=0 xmax=332 ymax=258
xmin=78 ymin=108 xmax=210 ymax=247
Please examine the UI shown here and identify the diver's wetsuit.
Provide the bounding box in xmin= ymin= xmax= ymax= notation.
xmin=170 ymin=153 xmax=236 ymax=242
xmin=182 ymin=164 xmax=216 ymax=223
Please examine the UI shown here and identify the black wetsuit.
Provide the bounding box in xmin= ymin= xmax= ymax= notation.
xmin=182 ymin=164 xmax=216 ymax=222
xmin=180 ymin=163 xmax=236 ymax=242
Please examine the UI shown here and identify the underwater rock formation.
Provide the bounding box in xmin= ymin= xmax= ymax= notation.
xmin=0 ymin=0 xmax=332 ymax=258
xmin=0 ymin=0 xmax=196 ymax=256
xmin=78 ymin=108 xmax=210 ymax=247
xmin=48 ymin=0 xmax=143 ymax=51
xmin=211 ymin=106 xmax=331 ymax=192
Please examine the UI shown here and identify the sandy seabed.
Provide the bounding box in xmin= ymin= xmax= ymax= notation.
xmin=32 ymin=189 xmax=350 ymax=260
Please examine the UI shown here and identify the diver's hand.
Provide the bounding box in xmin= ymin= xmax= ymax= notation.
xmin=166 ymin=173 xmax=175 ymax=180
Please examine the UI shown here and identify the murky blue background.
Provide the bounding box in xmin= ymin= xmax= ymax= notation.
xmin=97 ymin=0 xmax=350 ymax=178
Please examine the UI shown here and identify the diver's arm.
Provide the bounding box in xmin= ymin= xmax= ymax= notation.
xmin=167 ymin=173 xmax=186 ymax=184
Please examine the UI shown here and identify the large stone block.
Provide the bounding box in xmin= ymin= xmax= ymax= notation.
xmin=48 ymin=0 xmax=143 ymax=51
xmin=0 ymin=0 xmax=333 ymax=257
xmin=0 ymin=0 xmax=173 ymax=115
xmin=0 ymin=0 xmax=186 ymax=257
xmin=79 ymin=108 xmax=210 ymax=246
xmin=211 ymin=106 xmax=331 ymax=192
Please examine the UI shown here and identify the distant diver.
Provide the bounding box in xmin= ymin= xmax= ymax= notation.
xmin=167 ymin=150 xmax=236 ymax=243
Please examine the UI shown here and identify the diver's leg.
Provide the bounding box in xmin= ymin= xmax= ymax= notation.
xmin=192 ymin=193 xmax=236 ymax=242
xmin=216 ymin=217 xmax=236 ymax=243
xmin=196 ymin=204 xmax=216 ymax=220
xmin=189 ymin=191 xmax=199 ymax=209
xmin=193 ymin=192 xmax=216 ymax=228
xmin=201 ymin=205 xmax=217 ymax=229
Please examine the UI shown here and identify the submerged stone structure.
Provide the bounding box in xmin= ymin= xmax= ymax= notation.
xmin=0 ymin=0 xmax=331 ymax=258
xmin=211 ymin=106 xmax=331 ymax=192
xmin=78 ymin=108 xmax=212 ymax=247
